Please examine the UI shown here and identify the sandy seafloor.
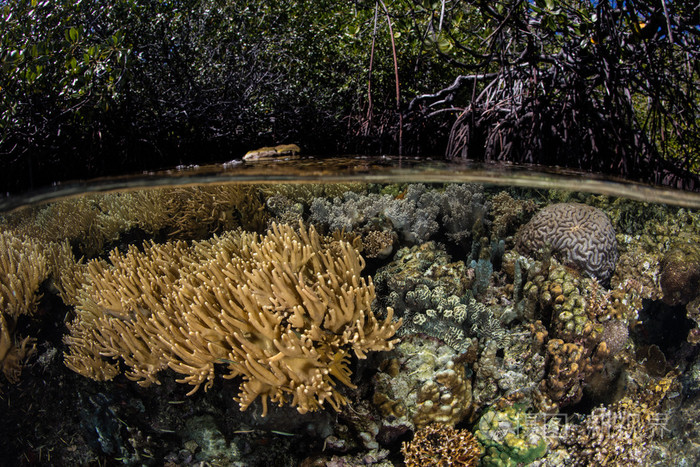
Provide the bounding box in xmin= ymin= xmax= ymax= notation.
xmin=2 ymin=179 xmax=700 ymax=466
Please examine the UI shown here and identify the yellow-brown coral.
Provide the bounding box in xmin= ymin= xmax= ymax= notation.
xmin=0 ymin=231 xmax=49 ymax=383
xmin=161 ymin=185 xmax=267 ymax=239
xmin=490 ymin=191 xmax=537 ymax=239
xmin=64 ymin=223 xmax=401 ymax=416
xmin=402 ymin=423 xmax=482 ymax=467
xmin=541 ymin=339 xmax=587 ymax=404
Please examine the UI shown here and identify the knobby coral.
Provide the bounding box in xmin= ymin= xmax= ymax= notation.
xmin=516 ymin=203 xmax=618 ymax=283
xmin=63 ymin=223 xmax=401 ymax=416
xmin=373 ymin=338 xmax=473 ymax=429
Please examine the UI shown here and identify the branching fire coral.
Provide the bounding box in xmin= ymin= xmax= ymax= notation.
xmin=63 ymin=223 xmax=401 ymax=415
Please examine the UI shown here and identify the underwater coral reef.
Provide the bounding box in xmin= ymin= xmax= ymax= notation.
xmin=1 ymin=182 xmax=699 ymax=466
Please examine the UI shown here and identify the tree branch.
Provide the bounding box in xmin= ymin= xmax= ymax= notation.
xmin=408 ymin=73 xmax=497 ymax=111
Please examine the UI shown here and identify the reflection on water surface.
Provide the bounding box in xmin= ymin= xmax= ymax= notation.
xmin=3 ymin=156 xmax=700 ymax=211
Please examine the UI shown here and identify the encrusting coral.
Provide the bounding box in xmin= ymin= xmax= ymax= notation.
xmin=0 ymin=230 xmax=49 ymax=383
xmin=63 ymin=223 xmax=401 ymax=416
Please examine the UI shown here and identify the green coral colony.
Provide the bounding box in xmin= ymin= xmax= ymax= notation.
xmin=1 ymin=182 xmax=700 ymax=465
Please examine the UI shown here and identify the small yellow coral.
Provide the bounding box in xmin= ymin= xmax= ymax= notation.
xmin=402 ymin=423 xmax=482 ymax=467
xmin=362 ymin=230 xmax=395 ymax=259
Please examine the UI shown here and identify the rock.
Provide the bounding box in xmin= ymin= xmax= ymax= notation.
xmin=243 ymin=144 xmax=300 ymax=161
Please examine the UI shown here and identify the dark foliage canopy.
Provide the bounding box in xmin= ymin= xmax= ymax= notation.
xmin=0 ymin=0 xmax=698 ymax=193
xmin=409 ymin=0 xmax=700 ymax=190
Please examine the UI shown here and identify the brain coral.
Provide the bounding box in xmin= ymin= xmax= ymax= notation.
xmin=516 ymin=203 xmax=618 ymax=283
